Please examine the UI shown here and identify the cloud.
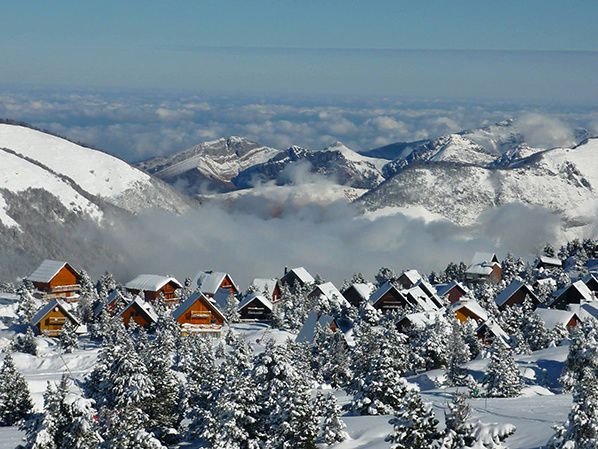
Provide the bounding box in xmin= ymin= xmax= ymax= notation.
xmin=515 ymin=113 xmax=576 ymax=148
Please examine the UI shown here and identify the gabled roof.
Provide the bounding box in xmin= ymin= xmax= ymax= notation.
xmin=250 ymin=278 xmax=278 ymax=297
xmin=436 ymin=280 xmax=469 ymax=297
xmin=32 ymin=298 xmax=80 ymax=326
xmin=405 ymin=285 xmax=439 ymax=311
xmin=415 ymin=279 xmax=444 ymax=308
xmin=310 ymin=282 xmax=350 ymax=308
xmin=93 ymin=290 xmax=129 ymax=317
xmin=125 ymin=274 xmax=182 ymax=292
xmin=534 ymin=308 xmax=577 ymax=330
xmin=194 ymin=271 xmax=238 ymax=295
xmin=537 ymin=256 xmax=562 ymax=267
xmin=296 ymin=310 xmax=336 ymax=344
xmin=283 ymin=267 xmax=315 ymax=285
xmin=575 ymin=303 xmax=598 ymax=321
xmin=120 ymin=296 xmax=158 ymax=323
xmin=495 ymin=280 xmax=536 ymax=307
xmin=477 ymin=319 xmax=510 ymax=346
xmin=398 ymin=311 xmax=442 ymax=330
xmin=400 ymin=269 xmax=421 ymax=286
xmin=238 ymin=292 xmax=273 ymax=312
xmin=471 ymin=252 xmax=499 ymax=265
xmin=552 ymin=280 xmax=594 ymax=305
xmin=466 ymin=261 xmax=500 ymax=276
xmin=172 ymin=291 xmax=226 ymax=322
xmin=369 ymin=280 xmax=403 ymax=306
xmin=28 ymin=260 xmax=79 ymax=283
xmin=451 ymin=299 xmax=489 ymax=322
xmin=582 ymin=273 xmax=598 ymax=286
xmin=346 ymin=283 xmax=376 ymax=302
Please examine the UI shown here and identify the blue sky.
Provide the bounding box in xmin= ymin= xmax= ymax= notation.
xmin=1 ymin=1 xmax=597 ymax=102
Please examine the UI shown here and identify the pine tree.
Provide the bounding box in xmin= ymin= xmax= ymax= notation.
xmin=543 ymin=243 xmax=556 ymax=257
xmin=225 ymin=294 xmax=240 ymax=323
xmin=560 ymin=319 xmax=598 ymax=392
xmin=16 ymin=284 xmax=38 ymax=325
xmin=445 ymin=316 xmax=471 ymax=386
xmin=0 ymin=352 xmax=33 ymax=425
xmin=523 ymin=311 xmax=552 ymax=351
xmin=483 ymin=340 xmax=522 ymax=398
xmin=60 ymin=396 xmax=103 ymax=449
xmin=437 ymin=393 xmax=475 ymax=449
xmin=59 ymin=320 xmax=79 ymax=353
xmin=317 ymin=393 xmax=347 ymax=445
xmin=375 ymin=267 xmax=396 ymax=287
xmin=12 ymin=327 xmax=38 ymax=356
xmin=386 ymin=384 xmax=440 ymax=449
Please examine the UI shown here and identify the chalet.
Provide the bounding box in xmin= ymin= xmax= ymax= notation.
xmin=550 ymin=280 xmax=595 ymax=310
xmin=396 ymin=269 xmax=422 ymax=289
xmin=125 ymin=275 xmax=182 ymax=304
xmin=414 ymin=279 xmax=444 ymax=308
xmin=296 ymin=310 xmax=354 ymax=346
xmin=404 ymin=285 xmax=440 ymax=312
xmin=93 ymin=290 xmax=129 ymax=318
xmin=574 ymin=303 xmax=598 ymax=322
xmin=451 ymin=299 xmax=488 ymax=324
xmin=535 ymin=256 xmax=562 ymax=270
xmin=238 ymin=293 xmax=273 ymax=322
xmin=495 ymin=280 xmax=539 ymax=310
xmin=249 ymin=278 xmax=281 ymax=302
xmin=31 ymin=299 xmax=80 ymax=337
xmin=194 ymin=271 xmax=239 ymax=309
xmin=397 ymin=311 xmax=442 ymax=333
xmin=172 ymin=291 xmax=226 ymax=334
xmin=582 ymin=273 xmax=598 ymax=293
xmin=436 ymin=280 xmax=469 ymax=304
xmin=369 ymin=281 xmax=409 ymax=313
xmin=342 ymin=282 xmax=375 ymax=308
xmin=534 ymin=308 xmax=579 ymax=332
xmin=465 ymin=252 xmax=502 ymax=284
xmin=308 ymin=282 xmax=350 ymax=309
xmin=585 ymin=259 xmax=598 ymax=273
xmin=119 ymin=297 xmax=158 ymax=328
xmin=280 ymin=267 xmax=315 ymax=289
xmin=27 ymin=260 xmax=81 ymax=301
xmin=476 ymin=319 xmax=510 ymax=347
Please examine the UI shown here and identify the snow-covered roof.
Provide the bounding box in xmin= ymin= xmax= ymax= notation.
xmin=466 ymin=262 xmax=499 ymax=276
xmin=477 ymin=319 xmax=510 ymax=346
xmin=368 ymin=280 xmax=400 ymax=306
xmin=172 ymin=291 xmax=226 ymax=322
xmin=31 ymin=298 xmax=80 ymax=326
xmin=284 ymin=267 xmax=315 ymax=285
xmin=553 ymin=280 xmax=594 ymax=304
xmin=399 ymin=311 xmax=442 ymax=329
xmin=495 ymin=280 xmax=535 ymax=307
xmin=537 ymin=256 xmax=562 ymax=267
xmin=348 ymin=283 xmax=376 ymax=301
xmin=451 ymin=299 xmax=488 ymax=322
xmin=125 ymin=274 xmax=182 ymax=292
xmin=119 ymin=296 xmax=158 ymax=323
xmin=296 ymin=310 xmax=336 ymax=343
xmin=534 ymin=308 xmax=576 ymax=330
xmin=436 ymin=280 xmax=469 ymax=297
xmin=401 ymin=269 xmax=422 ymax=285
xmin=575 ymin=302 xmax=598 ymax=321
xmin=405 ymin=285 xmax=439 ymax=311
xmin=250 ymin=278 xmax=278 ymax=297
xmin=471 ymin=252 xmax=498 ymax=265
xmin=28 ymin=260 xmax=78 ymax=283
xmin=194 ymin=271 xmax=238 ymax=295
xmin=238 ymin=292 xmax=273 ymax=312
xmin=310 ymin=282 xmax=350 ymax=308
xmin=582 ymin=273 xmax=598 ymax=286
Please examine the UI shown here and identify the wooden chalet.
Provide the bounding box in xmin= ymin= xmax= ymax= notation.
xmin=280 ymin=267 xmax=315 ymax=289
xmin=238 ymin=293 xmax=273 ymax=321
xmin=27 ymin=260 xmax=81 ymax=301
xmin=451 ymin=299 xmax=488 ymax=324
xmin=405 ymin=285 xmax=440 ymax=312
xmin=172 ymin=291 xmax=226 ymax=334
xmin=125 ymin=274 xmax=182 ymax=304
xmin=436 ymin=280 xmax=469 ymax=304
xmin=249 ymin=278 xmax=282 ymax=302
xmin=194 ymin=271 xmax=239 ymax=309
xmin=31 ymin=298 xmax=80 ymax=337
xmin=93 ymin=290 xmax=130 ymax=318
xmin=535 ymin=308 xmax=579 ymax=332
xmin=342 ymin=282 xmax=375 ymax=308
xmin=476 ymin=319 xmax=510 ymax=347
xmin=396 ymin=269 xmax=422 ymax=289
xmin=582 ymin=273 xmax=598 ymax=293
xmin=550 ymin=280 xmax=595 ymax=310
xmin=369 ymin=281 xmax=409 ymax=313
xmin=397 ymin=311 xmax=441 ymax=334
xmin=308 ymin=282 xmax=351 ymax=309
xmin=414 ymin=279 xmax=444 ymax=308
xmin=535 ymin=256 xmax=562 ymax=270
xmin=119 ymin=297 xmax=158 ymax=328
xmin=495 ymin=280 xmax=539 ymax=310
xmin=465 ymin=252 xmax=502 ymax=284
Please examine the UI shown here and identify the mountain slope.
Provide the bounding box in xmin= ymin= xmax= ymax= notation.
xmin=137 ymin=136 xmax=280 ymax=194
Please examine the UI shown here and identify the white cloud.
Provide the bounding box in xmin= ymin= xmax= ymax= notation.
xmin=515 ymin=113 xmax=576 ymax=148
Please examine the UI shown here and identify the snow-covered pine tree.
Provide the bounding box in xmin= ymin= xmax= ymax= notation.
xmin=523 ymin=310 xmax=552 ymax=351
xmin=549 ymin=367 xmax=598 ymax=449
xmin=317 ymin=392 xmax=347 ymax=445
xmin=482 ymin=339 xmax=522 ymax=398
xmin=154 ymin=310 xmax=180 ymax=356
xmin=560 ymin=318 xmax=598 ymax=392
xmin=436 ymin=393 xmax=475 ymax=449
xmin=543 ymin=243 xmax=556 ymax=257
xmin=16 ymin=284 xmax=37 ymax=325
xmin=445 ymin=314 xmax=471 ymax=386
xmin=60 ymin=396 xmax=103 ymax=449
xmin=0 ymin=352 xmax=33 ymax=426
xmin=386 ymin=383 xmax=440 ymax=449
xmin=319 ymin=327 xmax=352 ymax=388
xmin=12 ymin=327 xmax=38 ymax=356
xmin=59 ymin=320 xmax=79 ymax=353
xmin=375 ymin=267 xmax=396 ymax=287
xmin=461 ymin=318 xmax=483 ymax=360
xmin=224 ymin=294 xmax=240 ymax=323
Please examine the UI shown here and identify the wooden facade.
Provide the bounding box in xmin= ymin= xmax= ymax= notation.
xmin=342 ymin=285 xmax=366 ymax=308
xmin=444 ymin=284 xmax=467 ymax=304
xmin=32 ymin=264 xmax=81 ymax=300
xmin=33 ymin=301 xmax=79 ymax=337
xmin=121 ymin=301 xmax=156 ymax=328
xmin=175 ymin=295 xmax=225 ymax=327
xmin=239 ymin=296 xmax=272 ymax=322
xmin=127 ymin=280 xmax=180 ymax=303
xmin=372 ymin=288 xmax=408 ymax=314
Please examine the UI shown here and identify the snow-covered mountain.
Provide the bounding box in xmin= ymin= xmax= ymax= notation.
xmin=137 ymin=137 xmax=280 ymax=194
xmin=233 ymin=141 xmax=387 ymax=190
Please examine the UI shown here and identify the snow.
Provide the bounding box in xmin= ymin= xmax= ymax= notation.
xmin=0 ymin=124 xmax=151 ymax=199
xmin=0 ymin=194 xmax=19 ymax=230
xmin=194 ymin=271 xmax=237 ymax=295
xmin=27 ymin=260 xmax=71 ymax=283
xmin=238 ymin=293 xmax=272 ymax=312
xmin=323 ymin=141 xmax=388 ymax=172
xmin=124 ymin=274 xmax=182 ymax=292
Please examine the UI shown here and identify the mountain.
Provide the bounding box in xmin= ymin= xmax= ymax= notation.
xmin=233 ymin=141 xmax=387 ymax=190
xmin=137 ymin=136 xmax=280 ymax=194
xmin=0 ymin=123 xmax=194 ymax=278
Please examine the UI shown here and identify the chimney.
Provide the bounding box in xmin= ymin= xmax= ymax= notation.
xmin=284 ymin=266 xmax=288 ymax=275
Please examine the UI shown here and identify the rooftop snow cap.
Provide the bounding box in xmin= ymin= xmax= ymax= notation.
xmin=125 ymin=274 xmax=182 ymax=292
xmin=194 ymin=271 xmax=238 ymax=295
xmin=28 ymin=260 xmax=79 ymax=283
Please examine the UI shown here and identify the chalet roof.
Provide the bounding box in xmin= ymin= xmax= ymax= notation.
xmin=31 ymin=298 xmax=80 ymax=326
xmin=415 ymin=279 xmax=444 ymax=307
xmin=537 ymin=256 xmax=562 ymax=267
xmin=495 ymin=280 xmax=536 ymax=307
xmin=405 ymin=285 xmax=439 ymax=311
xmin=575 ymin=302 xmax=598 ymax=321
xmin=477 ymin=319 xmax=510 ymax=346
xmin=28 ymin=260 xmax=79 ymax=283
xmin=471 ymin=252 xmax=499 ymax=265
xmin=368 ymin=280 xmax=401 ymax=306
xmin=436 ymin=280 xmax=469 ymax=297
xmin=250 ymin=278 xmax=278 ymax=297
xmin=172 ymin=291 xmax=226 ymax=322
xmin=283 ymin=267 xmax=315 ymax=285
xmin=296 ymin=310 xmax=336 ymax=344
xmin=125 ymin=274 xmax=182 ymax=292
xmin=586 ymin=259 xmax=598 ymax=272
xmin=238 ymin=292 xmax=273 ymax=312
xmin=345 ymin=282 xmax=376 ymax=301
xmin=93 ymin=290 xmax=129 ymax=317
xmin=194 ymin=271 xmax=238 ymax=295
xmin=582 ymin=273 xmax=598 ymax=286
xmin=451 ymin=299 xmax=488 ymax=322
xmin=552 ymin=280 xmax=594 ymax=305
xmin=120 ymin=296 xmax=158 ymax=323
xmin=400 ymin=269 xmax=422 ymax=285
xmin=398 ymin=311 xmax=442 ymax=330
xmin=466 ymin=261 xmax=499 ymax=276
xmin=534 ymin=308 xmax=577 ymax=330
xmin=310 ymin=282 xmax=350 ymax=308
